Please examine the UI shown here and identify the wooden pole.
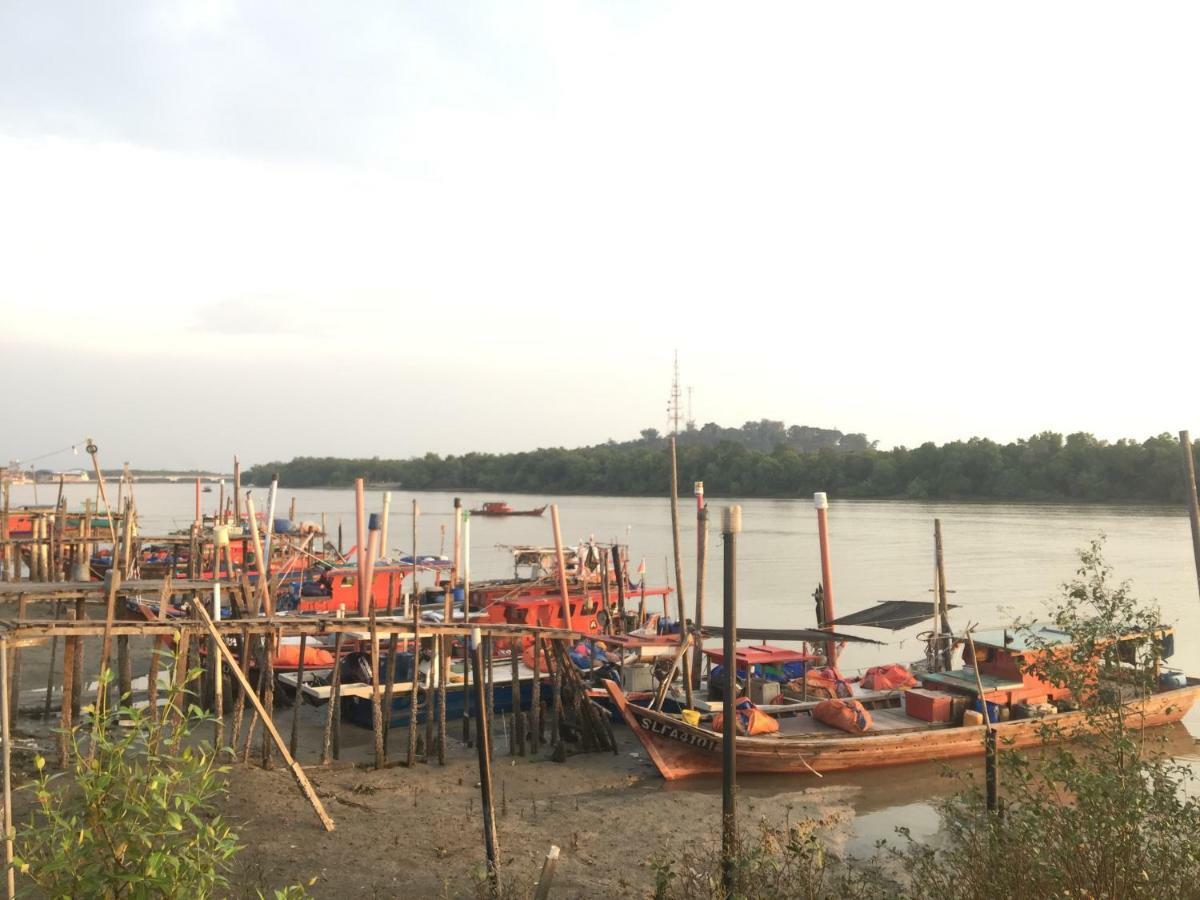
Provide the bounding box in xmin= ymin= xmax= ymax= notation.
xmin=721 ymin=505 xmax=741 ymax=898
xmin=355 ymin=479 xmax=368 ymax=616
xmin=407 ymin=501 xmax=421 ymax=767
xmin=379 ymin=491 xmax=391 ymax=560
xmin=190 ymin=600 xmax=335 ymax=831
xmin=1 ymin=637 xmax=14 ymax=900
xmin=814 ymin=492 xmax=838 ymax=668
xmin=668 ymin=436 xmax=693 ymax=706
xmin=470 ymin=629 xmax=500 ymax=888
xmin=549 ymin=505 xmax=573 ymax=630
xmin=233 ymin=457 xmax=241 ymax=525
xmin=84 ymin=439 xmax=118 ymax=547
xmin=58 ymin=609 xmax=77 ymax=769
xmin=322 ymin=627 xmax=344 ymax=764
xmin=611 ymin=544 xmax=627 ymax=634
xmin=289 ymin=633 xmax=308 ymax=759
xmin=934 ymin=519 xmax=953 ymax=670
xmin=692 ymin=505 xmax=709 ymax=687
xmin=1180 ymin=431 xmax=1200 ymax=602
xmin=511 ymin=643 xmax=523 ymax=756
xmin=965 ymin=631 xmax=999 ymax=813
xmin=531 ymin=634 xmax=542 ymax=753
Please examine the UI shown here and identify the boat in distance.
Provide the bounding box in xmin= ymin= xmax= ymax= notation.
xmin=469 ymin=501 xmax=547 ymax=517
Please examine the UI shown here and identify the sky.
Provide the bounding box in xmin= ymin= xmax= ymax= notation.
xmin=1 ymin=1 xmax=1198 ymax=471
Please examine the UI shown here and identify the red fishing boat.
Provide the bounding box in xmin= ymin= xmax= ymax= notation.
xmin=606 ymin=625 xmax=1200 ymax=780
xmin=469 ymin=501 xmax=547 ymax=517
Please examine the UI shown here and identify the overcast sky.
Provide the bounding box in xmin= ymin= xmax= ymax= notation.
xmin=1 ymin=2 xmax=1197 ymax=471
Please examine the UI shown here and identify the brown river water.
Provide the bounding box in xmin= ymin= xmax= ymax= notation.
xmin=10 ymin=482 xmax=1200 ymax=853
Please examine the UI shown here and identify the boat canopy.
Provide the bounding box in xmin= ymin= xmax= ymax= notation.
xmin=828 ymin=600 xmax=957 ymax=631
xmin=701 ymin=625 xmax=881 ymax=645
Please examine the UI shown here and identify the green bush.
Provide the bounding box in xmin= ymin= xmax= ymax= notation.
xmin=14 ymin=663 xmax=240 ymax=898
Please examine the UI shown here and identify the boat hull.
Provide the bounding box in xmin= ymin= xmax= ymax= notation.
xmin=604 ymin=679 xmax=1200 ymax=780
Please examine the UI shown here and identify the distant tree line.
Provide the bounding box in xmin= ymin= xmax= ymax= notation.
xmin=244 ymin=422 xmax=1199 ymax=503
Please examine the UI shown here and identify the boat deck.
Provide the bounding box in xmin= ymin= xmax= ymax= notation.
xmin=770 ymin=707 xmax=944 ymax=738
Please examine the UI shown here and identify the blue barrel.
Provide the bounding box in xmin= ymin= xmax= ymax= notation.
xmin=273 ymin=517 xmax=292 ymax=534
xmin=453 ymin=586 xmax=465 ymax=603
xmin=973 ymin=699 xmax=1002 ymax=723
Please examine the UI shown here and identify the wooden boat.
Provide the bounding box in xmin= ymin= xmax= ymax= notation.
xmin=469 ymin=501 xmax=547 ymax=517
xmin=606 ymin=625 xmax=1200 ymax=780
xmin=605 ymin=679 xmax=1200 ymax=779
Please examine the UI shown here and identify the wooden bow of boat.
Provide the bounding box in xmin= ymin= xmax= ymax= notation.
xmin=603 ymin=678 xmax=1200 ymax=781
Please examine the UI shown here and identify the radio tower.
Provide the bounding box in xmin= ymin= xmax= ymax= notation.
xmin=667 ymin=351 xmax=682 ymax=436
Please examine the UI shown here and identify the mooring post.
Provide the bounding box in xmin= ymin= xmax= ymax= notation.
xmin=668 ymin=436 xmax=693 ymax=707
xmin=813 ymin=492 xmax=838 ymax=668
xmin=721 ymin=505 xmax=741 ymax=898
xmin=692 ymin=499 xmax=708 ymax=688
xmin=1180 ymin=431 xmax=1200 ymax=602
xmin=934 ymin=519 xmax=953 ymax=671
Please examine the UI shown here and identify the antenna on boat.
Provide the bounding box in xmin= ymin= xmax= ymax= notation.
xmin=668 ymin=350 xmax=682 ymax=436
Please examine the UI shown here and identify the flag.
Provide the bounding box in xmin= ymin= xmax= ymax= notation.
xmin=637 ymin=557 xmax=646 ymax=577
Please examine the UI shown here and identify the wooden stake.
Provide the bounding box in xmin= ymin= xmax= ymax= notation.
xmin=289 ymin=634 xmax=308 ymax=759
xmin=470 ymin=630 xmax=500 ymax=888
xmin=511 ymin=645 xmax=522 ymax=756
xmin=190 ymin=600 xmax=335 ymax=831
xmin=322 ymin=630 xmax=344 ymax=764
xmin=533 ymin=845 xmax=560 ymax=900
xmin=437 ymin=634 xmax=448 ymax=764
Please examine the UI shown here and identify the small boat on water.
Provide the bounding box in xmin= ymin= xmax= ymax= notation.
xmin=607 ymin=624 xmax=1200 ymax=780
xmin=469 ymin=501 xmax=547 ymax=517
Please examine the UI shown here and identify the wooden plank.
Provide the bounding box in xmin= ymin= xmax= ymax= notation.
xmin=190 ymin=601 xmax=335 ymax=831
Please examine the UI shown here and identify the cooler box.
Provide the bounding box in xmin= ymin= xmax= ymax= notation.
xmin=904 ymin=688 xmax=956 ymax=723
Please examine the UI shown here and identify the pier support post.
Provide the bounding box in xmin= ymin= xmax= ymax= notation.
xmin=1180 ymin=431 xmax=1200 ymax=603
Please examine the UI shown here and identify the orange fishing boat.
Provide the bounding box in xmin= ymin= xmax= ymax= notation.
xmin=606 ymin=625 xmax=1200 ymax=780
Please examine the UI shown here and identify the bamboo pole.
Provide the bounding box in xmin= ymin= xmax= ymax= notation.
xmin=549 ymin=505 xmax=572 ymax=630
xmin=1180 ymin=431 xmax=1200 ymax=603
xmin=191 ymin=600 xmax=335 ymax=831
xmin=668 ymin=436 xmax=693 ymax=707
xmin=965 ymin=630 xmax=999 ymax=813
xmin=437 ymin=634 xmax=448 ymax=764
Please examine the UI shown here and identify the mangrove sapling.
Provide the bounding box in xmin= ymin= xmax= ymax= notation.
xmin=887 ymin=538 xmax=1200 ymax=900
xmin=12 ymin=659 xmax=241 ymax=898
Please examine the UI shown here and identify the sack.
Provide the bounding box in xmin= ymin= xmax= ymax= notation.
xmin=795 ymin=667 xmax=846 ymax=699
xmin=273 ymin=643 xmax=335 ymax=669
xmin=860 ymin=664 xmax=918 ymax=691
xmin=812 ymin=698 xmax=873 ymax=734
xmin=712 ymin=697 xmax=780 ymax=736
